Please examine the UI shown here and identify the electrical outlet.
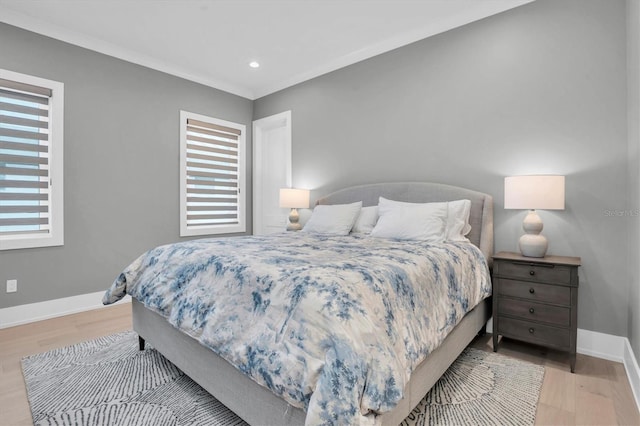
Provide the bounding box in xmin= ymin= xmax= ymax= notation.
xmin=6 ymin=279 xmax=17 ymax=293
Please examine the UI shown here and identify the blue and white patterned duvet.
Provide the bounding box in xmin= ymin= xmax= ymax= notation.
xmin=103 ymin=233 xmax=491 ymax=425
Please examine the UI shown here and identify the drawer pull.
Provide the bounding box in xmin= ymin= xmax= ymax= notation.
xmin=512 ymin=261 xmax=555 ymax=268
xmin=529 ymin=288 xmax=535 ymax=294
xmin=529 ymin=328 xmax=535 ymax=334
xmin=529 ymin=270 xmax=535 ymax=276
xmin=529 ymin=308 xmax=535 ymax=314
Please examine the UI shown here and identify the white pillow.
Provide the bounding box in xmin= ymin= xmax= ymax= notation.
xmin=352 ymin=206 xmax=378 ymax=234
xmin=446 ymin=199 xmax=472 ymax=242
xmin=302 ymin=201 xmax=362 ymax=235
xmin=371 ymin=197 xmax=447 ymax=241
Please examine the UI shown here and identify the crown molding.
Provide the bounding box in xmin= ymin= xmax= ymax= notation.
xmin=0 ymin=8 xmax=255 ymax=99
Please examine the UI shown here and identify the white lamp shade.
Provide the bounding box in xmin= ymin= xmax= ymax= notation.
xmin=279 ymin=188 xmax=310 ymax=209
xmin=504 ymin=175 xmax=565 ymax=210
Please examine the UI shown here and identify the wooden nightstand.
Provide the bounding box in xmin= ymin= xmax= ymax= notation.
xmin=492 ymin=251 xmax=581 ymax=372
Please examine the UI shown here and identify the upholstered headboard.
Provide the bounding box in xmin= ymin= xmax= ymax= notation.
xmin=316 ymin=182 xmax=494 ymax=264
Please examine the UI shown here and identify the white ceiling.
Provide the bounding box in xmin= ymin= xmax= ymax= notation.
xmin=0 ymin=0 xmax=533 ymax=100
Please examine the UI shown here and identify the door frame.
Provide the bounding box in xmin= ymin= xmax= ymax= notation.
xmin=252 ymin=110 xmax=292 ymax=235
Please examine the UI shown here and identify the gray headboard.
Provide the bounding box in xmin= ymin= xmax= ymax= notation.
xmin=316 ymin=182 xmax=494 ymax=265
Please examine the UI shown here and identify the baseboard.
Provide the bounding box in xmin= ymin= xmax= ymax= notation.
xmin=576 ymin=328 xmax=627 ymax=362
xmin=623 ymin=338 xmax=640 ymax=413
xmin=0 ymin=291 xmax=131 ymax=329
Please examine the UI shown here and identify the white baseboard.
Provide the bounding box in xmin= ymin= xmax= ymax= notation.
xmin=0 ymin=291 xmax=131 ymax=329
xmin=487 ymin=318 xmax=640 ymax=411
xmin=577 ymin=328 xmax=627 ymax=362
xmin=624 ymin=338 xmax=640 ymax=413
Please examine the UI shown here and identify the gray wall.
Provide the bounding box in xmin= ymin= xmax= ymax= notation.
xmin=254 ymin=0 xmax=630 ymax=337
xmin=628 ymin=0 xmax=640 ymax=364
xmin=0 ymin=23 xmax=253 ymax=309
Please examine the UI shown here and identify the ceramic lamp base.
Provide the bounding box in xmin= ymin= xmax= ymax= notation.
xmin=519 ymin=210 xmax=548 ymax=258
xmin=519 ymin=233 xmax=548 ymax=257
xmin=286 ymin=222 xmax=302 ymax=231
xmin=286 ymin=208 xmax=302 ymax=231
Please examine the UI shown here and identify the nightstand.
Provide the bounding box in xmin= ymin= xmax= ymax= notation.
xmin=492 ymin=251 xmax=581 ymax=372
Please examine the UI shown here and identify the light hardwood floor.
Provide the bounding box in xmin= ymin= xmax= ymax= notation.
xmin=1 ymin=304 xmax=638 ymax=426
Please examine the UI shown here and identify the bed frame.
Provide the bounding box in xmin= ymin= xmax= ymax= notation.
xmin=132 ymin=182 xmax=494 ymax=425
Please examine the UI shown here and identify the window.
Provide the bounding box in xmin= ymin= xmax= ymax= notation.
xmin=0 ymin=69 xmax=64 ymax=250
xmin=180 ymin=110 xmax=246 ymax=236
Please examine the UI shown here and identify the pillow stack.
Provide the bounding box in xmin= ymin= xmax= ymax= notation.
xmin=302 ymin=197 xmax=471 ymax=242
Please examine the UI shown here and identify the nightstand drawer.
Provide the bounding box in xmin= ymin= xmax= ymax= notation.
xmin=497 ymin=261 xmax=572 ymax=284
xmin=497 ymin=297 xmax=571 ymax=327
xmin=497 ymin=316 xmax=571 ymax=350
xmin=497 ymin=279 xmax=571 ymax=305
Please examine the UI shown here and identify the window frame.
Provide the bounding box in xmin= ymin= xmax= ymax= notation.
xmin=0 ymin=68 xmax=64 ymax=251
xmin=179 ymin=110 xmax=246 ymax=237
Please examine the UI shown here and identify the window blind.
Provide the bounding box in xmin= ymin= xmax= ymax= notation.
xmin=0 ymin=78 xmax=52 ymax=236
xmin=184 ymin=117 xmax=241 ymax=229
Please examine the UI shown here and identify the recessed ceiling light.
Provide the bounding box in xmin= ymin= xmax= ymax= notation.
xmin=249 ymin=61 xmax=260 ymax=68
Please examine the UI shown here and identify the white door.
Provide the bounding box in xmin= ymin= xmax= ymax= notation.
xmin=253 ymin=111 xmax=292 ymax=235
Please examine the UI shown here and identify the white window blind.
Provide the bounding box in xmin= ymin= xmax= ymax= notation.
xmin=180 ymin=111 xmax=246 ymax=236
xmin=0 ymin=70 xmax=64 ymax=250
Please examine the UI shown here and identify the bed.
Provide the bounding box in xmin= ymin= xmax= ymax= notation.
xmin=104 ymin=182 xmax=494 ymax=425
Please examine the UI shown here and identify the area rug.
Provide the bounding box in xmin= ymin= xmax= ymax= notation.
xmin=22 ymin=331 xmax=544 ymax=425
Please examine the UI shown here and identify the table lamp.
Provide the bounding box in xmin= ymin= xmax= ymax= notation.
xmin=504 ymin=175 xmax=565 ymax=258
xmin=279 ymin=188 xmax=310 ymax=231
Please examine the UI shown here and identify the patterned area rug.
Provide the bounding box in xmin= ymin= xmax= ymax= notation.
xmin=22 ymin=331 xmax=544 ymax=425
